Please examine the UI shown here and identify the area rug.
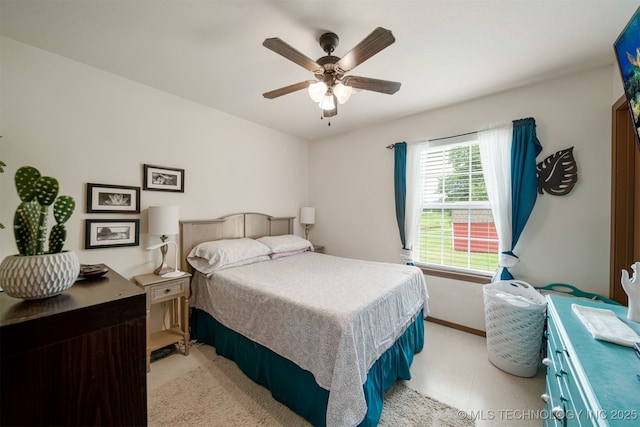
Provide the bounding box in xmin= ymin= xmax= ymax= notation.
xmin=148 ymin=355 xmax=474 ymax=426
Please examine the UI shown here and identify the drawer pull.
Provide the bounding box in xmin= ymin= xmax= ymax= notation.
xmin=542 ymin=358 xmax=552 ymax=367
xmin=540 ymin=393 xmax=549 ymax=403
xmin=551 ymin=406 xmax=565 ymax=420
xmin=165 ymin=288 xmax=171 ymax=293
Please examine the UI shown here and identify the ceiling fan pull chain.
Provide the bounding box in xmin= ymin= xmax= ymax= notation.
xmin=320 ymin=115 xmax=331 ymax=126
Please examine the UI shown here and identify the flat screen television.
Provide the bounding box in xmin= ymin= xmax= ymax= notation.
xmin=614 ymin=5 xmax=640 ymax=151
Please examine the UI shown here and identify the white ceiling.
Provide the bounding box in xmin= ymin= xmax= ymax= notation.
xmin=1 ymin=0 xmax=638 ymax=141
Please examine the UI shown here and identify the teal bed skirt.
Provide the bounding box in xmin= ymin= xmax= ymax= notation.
xmin=191 ymin=308 xmax=424 ymax=426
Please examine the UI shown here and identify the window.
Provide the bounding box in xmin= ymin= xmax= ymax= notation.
xmin=413 ymin=136 xmax=499 ymax=275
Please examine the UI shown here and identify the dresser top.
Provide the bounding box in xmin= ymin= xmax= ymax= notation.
xmin=547 ymin=295 xmax=640 ymax=420
xmin=0 ymin=266 xmax=144 ymax=327
xmin=1 ymin=266 xmax=146 ymax=358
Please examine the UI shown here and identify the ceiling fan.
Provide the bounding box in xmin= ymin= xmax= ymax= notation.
xmin=262 ymin=27 xmax=401 ymax=123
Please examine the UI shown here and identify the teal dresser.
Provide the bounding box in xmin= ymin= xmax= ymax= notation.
xmin=544 ymin=295 xmax=640 ymax=426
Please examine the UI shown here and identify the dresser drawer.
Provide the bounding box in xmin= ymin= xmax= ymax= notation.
xmin=544 ymin=375 xmax=567 ymax=427
xmin=561 ymin=364 xmax=590 ymax=421
xmin=545 ymin=305 xmax=594 ymax=426
xmin=546 ymin=315 xmax=568 ymax=375
xmin=148 ymin=278 xmax=188 ymax=303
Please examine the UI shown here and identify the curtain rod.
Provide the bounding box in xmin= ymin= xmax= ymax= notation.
xmin=386 ymin=130 xmax=479 ymax=149
xmin=386 ymin=116 xmax=536 ymax=149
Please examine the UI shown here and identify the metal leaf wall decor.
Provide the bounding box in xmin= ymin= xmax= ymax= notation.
xmin=536 ymin=147 xmax=578 ymax=196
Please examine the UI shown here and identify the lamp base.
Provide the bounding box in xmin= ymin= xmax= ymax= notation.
xmin=154 ymin=264 xmax=173 ymax=276
xmin=154 ymin=235 xmax=171 ymax=275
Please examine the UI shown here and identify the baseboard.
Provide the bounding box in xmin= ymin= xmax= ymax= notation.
xmin=426 ymin=316 xmax=486 ymax=337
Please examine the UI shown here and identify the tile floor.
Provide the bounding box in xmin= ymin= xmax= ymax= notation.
xmin=148 ymin=321 xmax=546 ymax=426
xmin=406 ymin=321 xmax=546 ymax=427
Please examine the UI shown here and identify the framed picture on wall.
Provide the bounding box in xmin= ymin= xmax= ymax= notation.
xmin=85 ymin=219 xmax=140 ymax=249
xmin=614 ymin=5 xmax=640 ymax=151
xmin=143 ymin=164 xmax=185 ymax=192
xmin=86 ymin=183 xmax=141 ymax=213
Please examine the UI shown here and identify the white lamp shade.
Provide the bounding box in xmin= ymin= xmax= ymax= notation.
xmin=300 ymin=207 xmax=316 ymax=225
xmin=334 ymin=83 xmax=352 ymax=104
xmin=308 ymin=81 xmax=327 ymax=102
xmin=318 ymin=94 xmax=335 ymax=111
xmin=148 ymin=206 xmax=179 ymax=236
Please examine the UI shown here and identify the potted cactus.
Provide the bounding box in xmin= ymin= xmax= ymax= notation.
xmin=0 ymin=166 xmax=80 ymax=299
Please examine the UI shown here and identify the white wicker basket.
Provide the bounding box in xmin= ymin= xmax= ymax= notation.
xmin=483 ymin=280 xmax=547 ymax=377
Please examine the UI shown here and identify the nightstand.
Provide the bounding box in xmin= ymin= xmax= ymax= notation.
xmin=134 ymin=272 xmax=191 ymax=371
xmin=312 ymin=244 xmax=325 ymax=254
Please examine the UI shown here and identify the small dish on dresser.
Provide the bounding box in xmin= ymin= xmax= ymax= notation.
xmin=78 ymin=264 xmax=109 ymax=280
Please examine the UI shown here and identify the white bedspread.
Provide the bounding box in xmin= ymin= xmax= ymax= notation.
xmin=190 ymin=252 xmax=428 ymax=427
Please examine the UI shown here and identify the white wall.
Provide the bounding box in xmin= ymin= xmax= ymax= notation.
xmin=0 ymin=37 xmax=310 ymax=280
xmin=0 ymin=35 xmax=626 ymax=333
xmin=309 ymin=65 xmax=619 ymax=331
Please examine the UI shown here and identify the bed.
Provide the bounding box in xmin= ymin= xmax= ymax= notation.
xmin=180 ymin=213 xmax=428 ymax=427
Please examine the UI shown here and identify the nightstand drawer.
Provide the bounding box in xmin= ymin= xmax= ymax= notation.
xmin=149 ymin=279 xmax=188 ymax=303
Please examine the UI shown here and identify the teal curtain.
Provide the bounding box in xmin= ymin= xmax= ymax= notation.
xmin=393 ymin=142 xmax=407 ymax=250
xmin=500 ymin=118 xmax=543 ymax=280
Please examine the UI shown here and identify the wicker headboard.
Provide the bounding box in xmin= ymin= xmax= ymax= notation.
xmin=179 ymin=213 xmax=294 ymax=271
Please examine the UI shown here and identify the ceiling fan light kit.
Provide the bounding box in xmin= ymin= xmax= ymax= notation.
xmin=262 ymin=27 xmax=401 ymax=125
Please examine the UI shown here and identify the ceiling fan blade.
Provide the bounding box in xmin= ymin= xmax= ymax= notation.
xmin=263 ymin=80 xmax=315 ymax=99
xmin=263 ymin=37 xmax=324 ymax=73
xmin=342 ymin=76 xmax=401 ymax=94
xmin=335 ymin=27 xmax=395 ymax=73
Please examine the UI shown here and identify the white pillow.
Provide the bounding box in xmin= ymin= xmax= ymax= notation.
xmin=257 ymin=234 xmax=313 ymax=254
xmin=187 ymin=238 xmax=272 ymax=275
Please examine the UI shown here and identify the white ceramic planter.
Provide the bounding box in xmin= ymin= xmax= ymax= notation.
xmin=0 ymin=251 xmax=80 ymax=299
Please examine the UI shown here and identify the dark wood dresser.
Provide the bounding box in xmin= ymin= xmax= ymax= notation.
xmin=0 ymin=266 xmax=147 ymax=426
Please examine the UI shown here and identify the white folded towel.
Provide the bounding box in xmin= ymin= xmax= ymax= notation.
xmin=571 ymin=304 xmax=640 ymax=347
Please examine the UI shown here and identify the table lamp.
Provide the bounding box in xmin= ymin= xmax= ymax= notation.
xmin=148 ymin=206 xmax=179 ymax=275
xmin=300 ymin=207 xmax=315 ymax=241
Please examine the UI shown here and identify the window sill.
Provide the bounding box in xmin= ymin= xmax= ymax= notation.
xmin=417 ymin=266 xmax=492 ymax=284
